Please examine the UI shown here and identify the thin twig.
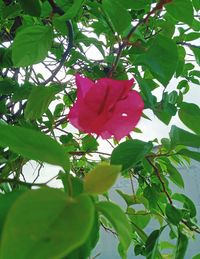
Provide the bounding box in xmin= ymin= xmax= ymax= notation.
xmin=44 ymin=0 xmax=74 ymax=85
xmin=146 ymin=157 xmax=173 ymax=204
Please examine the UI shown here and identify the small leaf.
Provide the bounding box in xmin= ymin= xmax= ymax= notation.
xmin=178 ymin=148 xmax=200 ymax=163
xmin=191 ymin=47 xmax=200 ymax=66
xmin=25 ymin=86 xmax=58 ymax=120
xmin=0 ymin=124 xmax=69 ymax=170
xmin=145 ymin=227 xmax=165 ymax=259
xmin=56 ymin=0 xmax=83 ymax=21
xmin=82 ymin=135 xmax=98 ymax=152
xmin=165 ymin=204 xmax=182 ymax=225
xmin=179 ymin=102 xmax=200 ymax=135
xmin=175 ymin=231 xmax=188 ymax=259
xmin=12 ymin=25 xmax=53 ymax=67
xmin=96 ymin=201 xmax=132 ymax=252
xmin=0 ymin=189 xmax=95 ymax=259
xmin=19 ymin=0 xmax=41 ymax=17
xmin=165 ymin=0 xmax=194 ymax=26
xmin=84 ymin=163 xmax=121 ymax=194
xmin=172 ymin=193 xmax=196 ymax=218
xmin=165 ymin=160 xmax=184 ymax=188
xmin=170 ymin=125 xmax=200 ymax=148
xmin=111 ymin=140 xmax=152 ymax=171
xmin=127 ymin=208 xmax=151 ymax=229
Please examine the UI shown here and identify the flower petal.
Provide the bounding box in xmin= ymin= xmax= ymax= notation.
xmin=95 ymin=78 xmax=134 ymax=112
xmin=75 ymin=74 xmax=93 ymax=100
xmin=100 ymin=90 xmax=144 ymax=140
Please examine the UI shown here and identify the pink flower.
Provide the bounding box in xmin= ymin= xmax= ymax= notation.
xmin=68 ymin=74 xmax=144 ymax=140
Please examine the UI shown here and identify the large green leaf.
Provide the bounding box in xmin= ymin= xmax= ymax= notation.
xmin=0 ymin=189 xmax=95 ymax=259
xmin=179 ymin=102 xmax=200 ymax=135
xmin=111 ymin=139 xmax=153 ymax=171
xmin=66 ymin=213 xmax=99 ymax=259
xmin=96 ymin=201 xmax=132 ymax=252
xmin=170 ymin=125 xmax=200 ymax=148
xmin=25 ymin=86 xmax=58 ymax=120
xmin=102 ymin=0 xmax=132 ymax=34
xmin=84 ymin=163 xmax=121 ymax=194
xmin=19 ymin=0 xmax=41 ymax=17
xmin=12 ymin=25 xmax=53 ymax=67
xmin=165 ymin=0 xmax=194 ymax=26
xmin=0 ymin=191 xmax=25 ymax=237
xmin=0 ymin=124 xmax=69 ymax=170
xmin=135 ymin=35 xmax=178 ymax=85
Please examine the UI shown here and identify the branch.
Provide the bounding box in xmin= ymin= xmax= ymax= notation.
xmin=146 ymin=157 xmax=173 ymax=204
xmin=44 ymin=0 xmax=74 ymax=85
xmin=0 ymin=178 xmax=45 ymax=187
xmin=108 ymin=0 xmax=172 ymax=77
xmin=177 ymin=42 xmax=200 ymax=49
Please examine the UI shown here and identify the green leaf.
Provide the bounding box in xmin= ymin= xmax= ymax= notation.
xmin=25 ymin=86 xmax=58 ymax=120
xmin=84 ymin=163 xmax=121 ymax=194
xmin=135 ymin=35 xmax=178 ymax=85
xmin=165 ymin=204 xmax=182 ymax=225
xmin=193 ymin=254 xmax=200 ymax=259
xmin=145 ymin=227 xmax=165 ymax=259
xmin=170 ymin=125 xmax=200 ymax=148
xmin=111 ymin=140 xmax=153 ymax=171
xmin=56 ymin=0 xmax=83 ymax=21
xmin=12 ymin=25 xmax=53 ymax=67
xmin=164 ymin=159 xmax=184 ymax=188
xmin=127 ymin=208 xmax=151 ymax=229
xmin=175 ymin=231 xmax=188 ymax=259
xmin=102 ymin=0 xmax=132 ymax=34
xmin=179 ymin=102 xmax=200 ymax=135
xmin=82 ymin=135 xmax=98 ymax=152
xmin=192 ymin=0 xmax=200 ymax=10
xmin=185 ymin=32 xmax=200 ymax=41
xmin=136 ymin=77 xmax=157 ymax=109
xmin=0 ymin=189 xmax=94 ymax=259
xmin=165 ymin=0 xmax=194 ymax=26
xmin=0 ymin=124 xmax=69 ymax=170
xmin=0 ymin=78 xmax=19 ymax=95
xmin=66 ymin=213 xmax=99 ymax=259
xmin=58 ymin=173 xmax=84 ymax=197
xmin=0 ymin=48 xmax=13 ymax=68
xmin=172 ymin=193 xmax=196 ymax=218
xmin=0 ymin=191 xmax=25 ymax=237
xmin=122 ymin=0 xmax=151 ymax=10
xmin=178 ymin=148 xmax=200 ymax=163
xmin=96 ymin=201 xmax=132 ymax=252
xmin=116 ymin=190 xmax=149 ymax=208
xmin=19 ymin=0 xmax=41 ymax=17
xmin=1 ymin=2 xmax=21 ymax=19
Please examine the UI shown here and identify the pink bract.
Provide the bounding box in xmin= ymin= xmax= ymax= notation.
xmin=68 ymin=74 xmax=144 ymax=141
